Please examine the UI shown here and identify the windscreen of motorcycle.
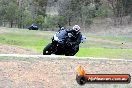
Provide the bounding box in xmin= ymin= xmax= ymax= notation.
xmin=54 ymin=30 xmax=67 ymax=44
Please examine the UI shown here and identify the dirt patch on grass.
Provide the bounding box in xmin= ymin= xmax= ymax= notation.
xmin=0 ymin=44 xmax=39 ymax=55
xmin=0 ymin=27 xmax=7 ymax=34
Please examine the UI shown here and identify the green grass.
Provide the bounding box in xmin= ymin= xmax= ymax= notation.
xmin=76 ymin=48 xmax=132 ymax=59
xmin=89 ymin=35 xmax=132 ymax=43
xmin=80 ymin=41 xmax=122 ymax=48
xmin=0 ymin=28 xmax=53 ymax=52
xmin=0 ymin=27 xmax=132 ymax=59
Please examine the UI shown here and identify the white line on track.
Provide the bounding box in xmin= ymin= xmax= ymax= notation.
xmin=0 ymin=54 xmax=132 ymax=62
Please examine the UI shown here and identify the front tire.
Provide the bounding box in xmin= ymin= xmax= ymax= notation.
xmin=43 ymin=43 xmax=55 ymax=55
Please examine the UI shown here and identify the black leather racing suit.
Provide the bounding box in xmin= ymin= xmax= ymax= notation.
xmin=65 ymin=29 xmax=82 ymax=54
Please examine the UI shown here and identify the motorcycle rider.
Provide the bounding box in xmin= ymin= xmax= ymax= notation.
xmin=28 ymin=23 xmax=38 ymax=30
xmin=43 ymin=24 xmax=83 ymax=56
xmin=66 ymin=25 xmax=82 ymax=55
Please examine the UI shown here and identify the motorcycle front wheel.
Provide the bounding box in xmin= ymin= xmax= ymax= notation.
xmin=43 ymin=43 xmax=55 ymax=55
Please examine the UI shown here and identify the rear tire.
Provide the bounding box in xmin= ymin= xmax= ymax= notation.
xmin=65 ymin=45 xmax=79 ymax=56
xmin=43 ymin=43 xmax=55 ymax=55
xmin=65 ymin=51 xmax=74 ymax=56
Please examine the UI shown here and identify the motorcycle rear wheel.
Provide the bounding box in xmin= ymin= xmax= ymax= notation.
xmin=65 ymin=46 xmax=79 ymax=56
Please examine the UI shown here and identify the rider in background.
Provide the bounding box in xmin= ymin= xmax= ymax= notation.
xmin=28 ymin=23 xmax=38 ymax=30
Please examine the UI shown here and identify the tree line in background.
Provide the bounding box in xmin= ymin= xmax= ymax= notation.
xmin=0 ymin=0 xmax=132 ymax=30
xmin=0 ymin=0 xmax=48 ymax=29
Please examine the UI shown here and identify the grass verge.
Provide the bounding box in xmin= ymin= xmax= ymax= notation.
xmin=0 ymin=27 xmax=132 ymax=59
xmin=77 ymin=48 xmax=132 ymax=59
